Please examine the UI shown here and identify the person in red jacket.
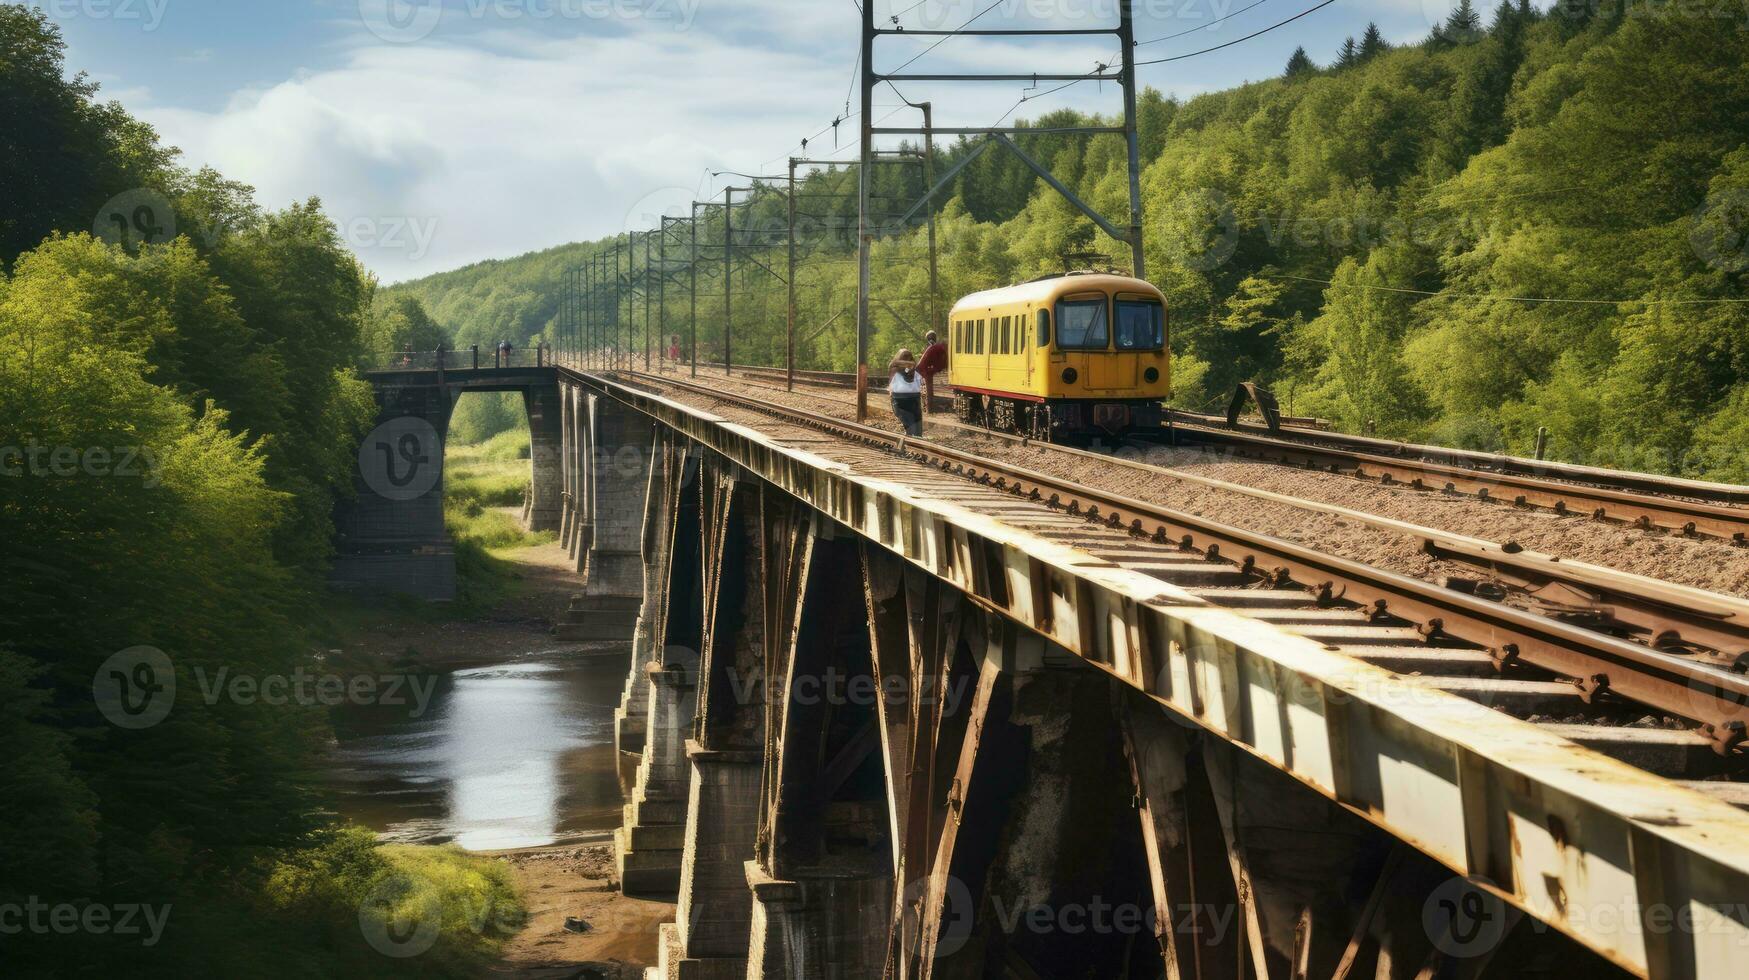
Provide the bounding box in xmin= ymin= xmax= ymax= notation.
xmin=916 ymin=331 xmax=948 ymax=413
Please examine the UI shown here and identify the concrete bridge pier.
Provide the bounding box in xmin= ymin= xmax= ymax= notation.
xmin=743 ymin=525 xmax=896 ymax=980
xmin=522 ymin=383 xmax=564 ymax=532
xmin=618 ymin=430 xmax=702 ymax=892
xmin=557 ymin=394 xmax=653 ymax=641
xmin=559 ymin=382 xmax=579 ymax=551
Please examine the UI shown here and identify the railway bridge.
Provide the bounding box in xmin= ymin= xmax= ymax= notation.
xmin=342 ymin=358 xmax=1749 ymax=979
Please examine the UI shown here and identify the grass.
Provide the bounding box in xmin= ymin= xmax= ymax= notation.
xmin=259 ymin=826 xmax=526 ymax=976
xmin=442 ymin=428 xmax=554 ymax=609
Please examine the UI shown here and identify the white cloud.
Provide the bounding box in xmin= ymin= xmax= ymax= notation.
xmin=138 ymin=24 xmax=846 ymax=281
xmin=132 ymin=0 xmax=1329 ymax=281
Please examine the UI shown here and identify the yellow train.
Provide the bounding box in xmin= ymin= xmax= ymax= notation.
xmin=947 ymin=272 xmax=1170 ymax=440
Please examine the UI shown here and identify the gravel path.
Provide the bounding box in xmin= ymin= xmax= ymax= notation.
xmin=641 ymin=367 xmax=1749 ymax=599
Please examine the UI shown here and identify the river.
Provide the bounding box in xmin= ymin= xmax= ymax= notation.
xmin=325 ymin=650 xmax=629 ymax=850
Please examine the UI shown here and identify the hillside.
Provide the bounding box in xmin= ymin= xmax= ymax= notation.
xmin=386 ymin=2 xmax=1749 ymax=481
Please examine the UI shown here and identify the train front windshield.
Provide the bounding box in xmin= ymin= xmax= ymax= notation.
xmin=1055 ymin=297 xmax=1109 ymax=349
xmin=1114 ymin=299 xmax=1164 ymax=351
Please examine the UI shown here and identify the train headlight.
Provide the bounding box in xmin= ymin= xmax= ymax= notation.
xmin=1061 ymin=368 xmax=1078 ymax=384
xmin=1144 ymin=367 xmax=1160 ymax=383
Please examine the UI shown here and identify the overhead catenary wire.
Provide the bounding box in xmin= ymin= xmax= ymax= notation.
xmin=1270 ymin=274 xmax=1749 ymax=306
xmin=1134 ymin=0 xmax=1275 ymax=46
xmin=1134 ymin=0 xmax=1337 ymax=66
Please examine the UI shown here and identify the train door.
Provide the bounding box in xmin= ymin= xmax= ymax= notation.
xmin=1058 ymin=292 xmax=1113 ymax=391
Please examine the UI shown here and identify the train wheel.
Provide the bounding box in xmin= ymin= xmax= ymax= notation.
xmin=1029 ymin=405 xmax=1054 ymax=443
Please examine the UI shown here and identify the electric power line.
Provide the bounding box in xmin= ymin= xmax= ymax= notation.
xmin=1135 ymin=0 xmax=1337 ymax=67
xmin=1135 ymin=0 xmax=1275 ymax=46
xmin=1271 ymin=275 xmax=1749 ymax=306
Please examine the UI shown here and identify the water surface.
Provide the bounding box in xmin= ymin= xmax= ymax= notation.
xmin=327 ymin=652 xmax=628 ymax=850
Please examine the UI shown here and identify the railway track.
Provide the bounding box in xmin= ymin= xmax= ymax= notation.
xmin=1168 ymin=411 xmax=1749 ymax=543
xmin=675 ymin=363 xmax=1749 ymax=542
xmin=626 ymin=369 xmax=1749 ymax=809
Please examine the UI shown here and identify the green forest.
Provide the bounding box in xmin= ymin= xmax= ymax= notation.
xmin=1 ymin=6 xmax=518 ymax=974
xmin=390 ymin=0 xmax=1749 ymax=481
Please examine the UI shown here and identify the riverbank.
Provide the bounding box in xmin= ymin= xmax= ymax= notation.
xmin=324 ymin=532 xmax=667 ymax=977
xmin=481 ymin=841 xmax=674 ymax=979
xmin=322 ymin=535 xmax=621 ymax=674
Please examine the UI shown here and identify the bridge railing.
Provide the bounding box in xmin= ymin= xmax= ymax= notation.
xmin=363 ymin=345 xmax=555 ymax=373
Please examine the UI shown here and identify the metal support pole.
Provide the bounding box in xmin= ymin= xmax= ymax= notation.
xmin=643 ymin=231 xmax=652 ymax=371
xmin=787 ymin=158 xmax=798 ymax=392
xmin=856 ymin=0 xmax=874 ymax=422
xmin=659 ymin=221 xmax=669 ymax=372
xmin=922 ymin=102 xmax=940 ymax=339
xmin=723 ymin=186 xmax=733 ymax=376
xmin=614 ymin=237 xmax=624 ymax=370
xmin=690 ymin=206 xmax=699 ymax=378
xmin=1119 ymin=0 xmax=1147 ymax=278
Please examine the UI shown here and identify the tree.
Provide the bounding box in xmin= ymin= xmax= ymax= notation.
xmin=1335 ymin=37 xmax=1358 ymax=70
xmin=1359 ymin=23 xmax=1387 ymax=59
xmin=1284 ymin=46 xmax=1316 ymax=78
xmin=1446 ymin=0 xmax=1484 ymax=42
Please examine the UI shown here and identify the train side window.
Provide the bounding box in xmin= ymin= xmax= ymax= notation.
xmin=1000 ymin=316 xmax=1010 ymax=354
xmin=1036 ymin=309 xmax=1050 ymax=348
xmin=976 ymin=319 xmax=985 ymax=354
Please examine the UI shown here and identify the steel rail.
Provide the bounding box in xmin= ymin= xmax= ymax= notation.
xmin=627 ymin=369 xmax=1749 ymax=748
xmin=1170 ymin=414 xmax=1749 ymax=541
xmin=664 ymin=362 xmax=1749 ymax=538
xmin=916 ymin=415 xmax=1749 ymax=674
xmin=666 ymin=363 xmax=1749 ymax=671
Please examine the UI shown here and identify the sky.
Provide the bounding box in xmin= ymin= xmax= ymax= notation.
xmin=43 ymin=0 xmax=1472 ymax=283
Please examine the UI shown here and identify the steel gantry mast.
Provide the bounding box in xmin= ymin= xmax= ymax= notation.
xmin=856 ymin=0 xmax=1151 ymax=419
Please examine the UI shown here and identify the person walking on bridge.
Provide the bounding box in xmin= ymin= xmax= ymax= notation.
xmin=917 ymin=330 xmax=948 ymax=413
xmin=888 ymin=349 xmax=924 ymax=437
